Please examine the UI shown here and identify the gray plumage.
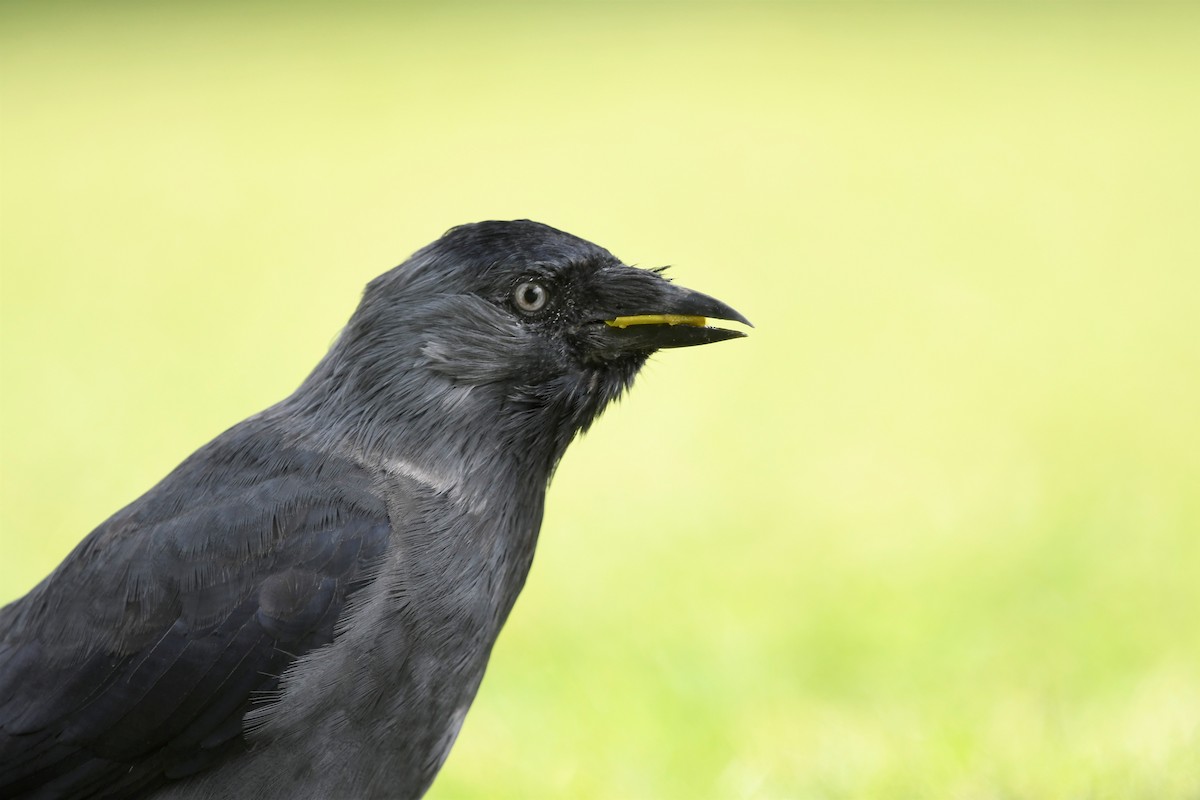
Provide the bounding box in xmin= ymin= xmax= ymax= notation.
xmin=0 ymin=220 xmax=748 ymax=799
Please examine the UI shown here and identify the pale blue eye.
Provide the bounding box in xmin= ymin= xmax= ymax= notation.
xmin=514 ymin=282 xmax=549 ymax=313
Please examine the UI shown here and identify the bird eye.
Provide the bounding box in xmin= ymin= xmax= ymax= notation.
xmin=513 ymin=281 xmax=550 ymax=314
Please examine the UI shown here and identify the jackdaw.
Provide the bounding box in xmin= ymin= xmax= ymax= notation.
xmin=0 ymin=220 xmax=749 ymax=799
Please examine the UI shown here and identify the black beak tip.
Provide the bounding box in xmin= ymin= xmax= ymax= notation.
xmin=699 ymin=326 xmax=749 ymax=345
xmin=681 ymin=289 xmax=751 ymax=330
xmin=726 ymin=308 xmax=753 ymax=328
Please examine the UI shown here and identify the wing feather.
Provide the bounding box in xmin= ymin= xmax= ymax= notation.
xmin=0 ymin=424 xmax=394 ymax=798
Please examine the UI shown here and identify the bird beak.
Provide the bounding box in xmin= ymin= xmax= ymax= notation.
xmin=597 ymin=269 xmax=751 ymax=351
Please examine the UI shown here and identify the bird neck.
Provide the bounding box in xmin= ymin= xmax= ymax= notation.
xmin=282 ymin=334 xmax=639 ymax=509
xmin=280 ymin=363 xmax=557 ymax=511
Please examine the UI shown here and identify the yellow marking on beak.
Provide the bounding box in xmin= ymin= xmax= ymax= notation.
xmin=604 ymin=314 xmax=707 ymax=329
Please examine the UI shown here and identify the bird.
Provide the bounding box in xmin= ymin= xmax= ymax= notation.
xmin=0 ymin=219 xmax=749 ymax=799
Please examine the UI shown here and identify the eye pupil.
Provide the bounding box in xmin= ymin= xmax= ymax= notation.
xmin=514 ymin=281 xmax=549 ymax=313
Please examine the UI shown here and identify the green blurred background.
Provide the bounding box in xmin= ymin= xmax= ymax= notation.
xmin=3 ymin=3 xmax=1199 ymax=798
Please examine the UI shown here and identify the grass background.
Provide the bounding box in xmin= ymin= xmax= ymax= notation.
xmin=3 ymin=3 xmax=1199 ymax=797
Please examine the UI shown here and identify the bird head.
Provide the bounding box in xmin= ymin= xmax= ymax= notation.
xmin=302 ymin=220 xmax=749 ymax=480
